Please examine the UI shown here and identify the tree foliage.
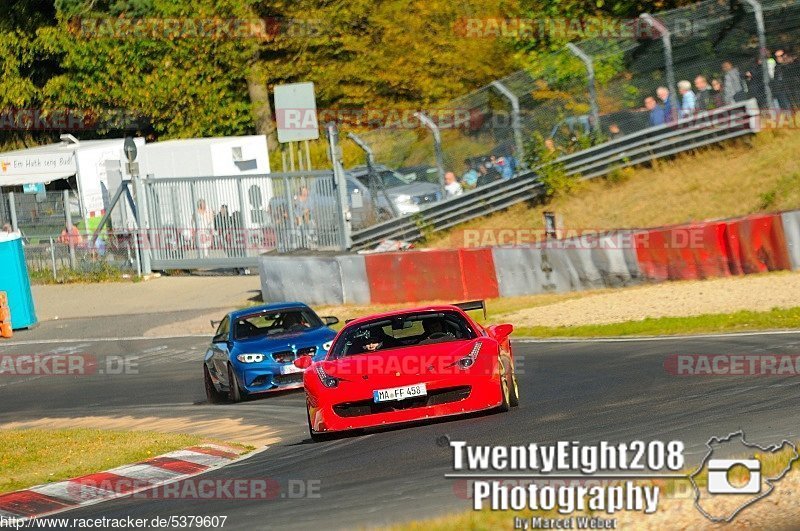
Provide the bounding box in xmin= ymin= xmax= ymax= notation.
xmin=1 ymin=0 xmax=701 ymax=143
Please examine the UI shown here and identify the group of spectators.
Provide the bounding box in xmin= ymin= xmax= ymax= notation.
xmin=640 ymin=50 xmax=800 ymax=129
xmin=449 ymin=153 xmax=519 ymax=197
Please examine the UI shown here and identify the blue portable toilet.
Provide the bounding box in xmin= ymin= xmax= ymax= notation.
xmin=0 ymin=232 xmax=37 ymax=329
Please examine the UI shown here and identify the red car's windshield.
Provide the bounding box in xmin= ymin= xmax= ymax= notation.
xmin=329 ymin=311 xmax=476 ymax=358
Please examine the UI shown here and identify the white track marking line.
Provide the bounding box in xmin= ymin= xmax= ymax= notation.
xmin=1 ymin=335 xmax=208 ymax=346
xmin=105 ymin=463 xmax=186 ymax=482
xmin=29 ymin=482 xmax=113 ymax=503
xmin=515 ymin=329 xmax=800 ymax=343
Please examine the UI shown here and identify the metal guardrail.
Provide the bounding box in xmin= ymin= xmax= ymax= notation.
xmin=350 ymin=100 xmax=760 ymax=250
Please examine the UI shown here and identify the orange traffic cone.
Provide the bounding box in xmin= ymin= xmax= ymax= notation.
xmin=0 ymin=291 xmax=10 ymax=338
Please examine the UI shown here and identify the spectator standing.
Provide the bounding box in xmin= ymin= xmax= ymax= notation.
xmin=772 ymin=50 xmax=793 ymax=110
xmin=644 ymin=96 xmax=666 ymax=126
xmin=59 ymin=223 xmax=83 ymax=247
xmin=195 ymin=199 xmax=214 ymax=257
xmin=444 ymin=172 xmax=463 ymax=197
xmin=694 ymin=76 xmax=713 ymax=110
xmin=476 ymin=159 xmax=501 ymax=187
xmin=722 ymin=61 xmax=745 ymax=104
xmin=294 ymin=185 xmax=316 ymax=249
xmin=710 ymin=79 xmax=725 ymax=108
xmin=214 ymin=204 xmax=235 ymax=257
xmin=656 ymin=87 xmax=675 ymax=122
xmin=677 ymin=80 xmax=696 ymax=118
xmin=607 ymin=123 xmax=623 ymax=140
xmin=461 ymin=159 xmax=479 ymax=189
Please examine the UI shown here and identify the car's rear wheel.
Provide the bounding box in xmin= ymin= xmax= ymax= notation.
xmin=227 ymin=364 xmax=243 ymax=402
xmin=508 ymin=362 xmax=520 ymax=408
xmin=499 ymin=359 xmax=511 ymax=412
xmin=204 ymin=365 xmax=226 ymax=404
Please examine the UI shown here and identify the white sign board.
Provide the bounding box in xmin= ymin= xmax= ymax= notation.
xmin=0 ymin=153 xmax=77 ymax=185
xmin=274 ymin=82 xmax=320 ymax=143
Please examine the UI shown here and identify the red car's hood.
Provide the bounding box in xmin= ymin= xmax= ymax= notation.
xmin=321 ymin=339 xmax=485 ymax=381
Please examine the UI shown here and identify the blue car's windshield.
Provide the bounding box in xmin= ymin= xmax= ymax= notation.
xmin=234 ymin=309 xmax=323 ymax=340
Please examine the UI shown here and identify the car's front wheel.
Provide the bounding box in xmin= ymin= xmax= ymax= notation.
xmin=227 ymin=364 xmax=244 ymax=402
xmin=204 ymin=365 xmax=226 ymax=404
xmin=307 ymin=403 xmax=331 ymax=442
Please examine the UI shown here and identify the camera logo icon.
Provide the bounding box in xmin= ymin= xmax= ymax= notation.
xmin=707 ymin=459 xmax=761 ymax=494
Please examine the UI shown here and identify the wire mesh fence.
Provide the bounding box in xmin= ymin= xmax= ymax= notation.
xmin=143 ymin=171 xmax=346 ymax=266
xmin=346 ymin=0 xmax=800 ymax=225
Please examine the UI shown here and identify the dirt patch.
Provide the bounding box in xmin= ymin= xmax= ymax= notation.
xmin=501 ymin=271 xmax=800 ymax=328
xmin=32 ymin=276 xmax=260 ymax=321
xmin=0 ymin=410 xmax=278 ymax=447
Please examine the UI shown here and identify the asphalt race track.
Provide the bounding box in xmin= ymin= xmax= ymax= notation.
xmin=3 ymin=318 xmax=800 ymax=529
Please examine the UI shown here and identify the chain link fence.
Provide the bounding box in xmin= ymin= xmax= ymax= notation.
xmin=347 ymin=0 xmax=800 ymax=231
xmin=0 ymin=190 xmax=139 ymax=279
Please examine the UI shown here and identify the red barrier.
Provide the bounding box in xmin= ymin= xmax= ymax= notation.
xmin=634 ymin=222 xmax=733 ymax=281
xmin=458 ymin=248 xmax=499 ymax=300
xmin=691 ymin=221 xmax=732 ymax=279
xmin=364 ymin=248 xmax=499 ymax=304
xmin=726 ymin=213 xmax=791 ymax=274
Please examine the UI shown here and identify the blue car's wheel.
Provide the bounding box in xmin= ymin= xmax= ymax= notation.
xmin=204 ymin=365 xmax=226 ymax=404
xmin=227 ymin=363 xmax=244 ymax=402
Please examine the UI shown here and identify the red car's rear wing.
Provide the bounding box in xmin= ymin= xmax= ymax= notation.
xmin=453 ymin=300 xmax=486 ymax=320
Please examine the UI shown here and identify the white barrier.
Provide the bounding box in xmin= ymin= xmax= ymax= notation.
xmin=781 ymin=210 xmax=800 ymax=270
xmin=259 ymin=255 xmax=370 ymax=306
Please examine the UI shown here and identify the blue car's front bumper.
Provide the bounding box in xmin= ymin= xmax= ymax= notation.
xmin=233 ymin=351 xmax=326 ymax=394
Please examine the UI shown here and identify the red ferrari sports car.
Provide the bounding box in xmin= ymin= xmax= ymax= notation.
xmin=293 ymin=301 xmax=519 ymax=441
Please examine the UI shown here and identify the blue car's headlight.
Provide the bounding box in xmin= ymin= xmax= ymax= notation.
xmin=236 ymin=353 xmax=265 ymax=363
xmin=322 ymin=340 xmax=333 ymax=351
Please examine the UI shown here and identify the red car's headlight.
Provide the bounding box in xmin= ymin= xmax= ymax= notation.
xmin=457 ymin=343 xmax=483 ymax=369
xmin=315 ymin=364 xmax=339 ymax=388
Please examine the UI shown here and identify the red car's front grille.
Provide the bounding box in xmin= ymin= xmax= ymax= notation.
xmin=333 ymin=386 xmax=471 ymax=418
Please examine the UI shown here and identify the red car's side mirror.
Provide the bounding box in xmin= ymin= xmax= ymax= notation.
xmin=294 ymin=355 xmax=313 ymax=370
xmin=490 ymin=323 xmax=514 ymax=341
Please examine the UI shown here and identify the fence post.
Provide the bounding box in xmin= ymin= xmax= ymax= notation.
xmin=566 ymin=43 xmax=602 ymax=137
xmin=742 ymin=0 xmax=774 ymax=109
xmin=326 ymin=122 xmax=351 ymax=250
xmin=8 ymin=192 xmax=18 ymax=231
xmin=414 ymin=112 xmax=446 ymax=199
xmin=134 ymin=174 xmax=152 ymax=275
xmin=640 ymin=13 xmax=678 ymax=112
xmin=49 ymin=237 xmax=57 ymax=281
xmin=63 ymin=190 xmax=76 ymax=269
xmin=490 ymin=80 xmax=526 ymax=165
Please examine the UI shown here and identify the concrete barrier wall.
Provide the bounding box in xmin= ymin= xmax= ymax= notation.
xmin=336 ymin=255 xmax=372 ymax=305
xmin=258 ymin=213 xmax=794 ymax=307
xmin=259 ymin=255 xmax=370 ymax=306
xmin=782 ymin=210 xmax=800 ymax=270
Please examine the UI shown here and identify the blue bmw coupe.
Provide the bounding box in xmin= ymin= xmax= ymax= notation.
xmin=203 ymin=302 xmax=339 ymax=402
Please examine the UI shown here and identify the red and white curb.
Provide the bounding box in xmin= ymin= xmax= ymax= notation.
xmin=0 ymin=443 xmax=254 ymax=521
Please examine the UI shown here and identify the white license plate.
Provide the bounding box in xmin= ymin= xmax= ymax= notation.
xmin=373 ymin=383 xmax=427 ymax=403
xmin=280 ymin=364 xmax=303 ymax=375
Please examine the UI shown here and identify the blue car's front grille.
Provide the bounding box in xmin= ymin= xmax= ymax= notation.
xmin=272 ymin=350 xmax=294 ymax=363
xmin=297 ymin=346 xmax=317 ymax=357
xmin=271 ymin=346 xmax=317 ymax=363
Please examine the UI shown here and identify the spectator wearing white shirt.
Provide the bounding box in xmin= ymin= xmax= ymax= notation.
xmin=444 ymin=172 xmax=463 ymax=197
xmin=678 ymin=80 xmax=696 ymax=118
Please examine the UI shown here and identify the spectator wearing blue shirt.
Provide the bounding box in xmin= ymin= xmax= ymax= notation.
xmin=461 ymin=158 xmax=479 ymax=189
xmin=678 ymin=80 xmax=696 ymax=118
xmin=657 ymin=86 xmax=675 ymax=122
xmin=644 ymin=96 xmax=665 ymax=126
